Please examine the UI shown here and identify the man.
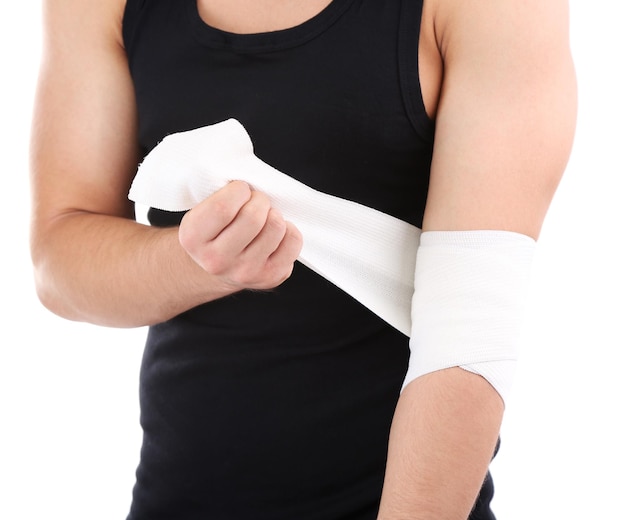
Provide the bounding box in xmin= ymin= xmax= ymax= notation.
xmin=30 ymin=0 xmax=576 ymax=518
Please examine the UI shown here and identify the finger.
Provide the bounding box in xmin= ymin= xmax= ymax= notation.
xmin=215 ymin=190 xmax=274 ymax=256
xmin=241 ymin=207 xmax=288 ymax=260
xmin=264 ymin=221 xmax=303 ymax=281
xmin=180 ymin=180 xmax=252 ymax=246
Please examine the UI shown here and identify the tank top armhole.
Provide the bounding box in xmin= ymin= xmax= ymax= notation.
xmin=122 ymin=0 xmax=146 ymax=58
xmin=398 ymin=0 xmax=436 ymax=144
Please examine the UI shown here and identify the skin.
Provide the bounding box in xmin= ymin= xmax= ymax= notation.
xmin=30 ymin=0 xmax=577 ymax=518
xmin=30 ymin=0 xmax=304 ymax=327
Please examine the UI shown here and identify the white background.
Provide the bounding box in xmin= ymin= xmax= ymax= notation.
xmin=1 ymin=2 xmax=624 ymax=518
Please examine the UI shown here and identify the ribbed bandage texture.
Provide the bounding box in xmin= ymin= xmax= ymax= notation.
xmin=129 ymin=119 xmax=421 ymax=336
xmin=404 ymin=231 xmax=536 ymax=402
xmin=129 ymin=119 xmax=536 ymax=403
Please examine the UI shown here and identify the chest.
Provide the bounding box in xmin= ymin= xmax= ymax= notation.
xmin=124 ymin=0 xmax=434 ymax=225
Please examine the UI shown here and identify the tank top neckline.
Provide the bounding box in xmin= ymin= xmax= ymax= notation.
xmin=187 ymin=0 xmax=357 ymax=52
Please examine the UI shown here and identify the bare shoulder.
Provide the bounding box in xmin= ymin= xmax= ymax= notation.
xmin=42 ymin=0 xmax=127 ymax=48
xmin=417 ymin=0 xmax=572 ymax=123
xmin=431 ymin=0 xmax=572 ymax=62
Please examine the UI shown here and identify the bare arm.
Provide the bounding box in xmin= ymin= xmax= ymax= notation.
xmin=378 ymin=0 xmax=577 ymax=517
xmin=30 ymin=0 xmax=301 ymax=328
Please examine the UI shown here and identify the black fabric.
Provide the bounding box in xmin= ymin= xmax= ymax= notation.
xmin=122 ymin=1 xmax=497 ymax=518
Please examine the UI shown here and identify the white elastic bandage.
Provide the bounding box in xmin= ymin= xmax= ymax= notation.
xmin=129 ymin=119 xmax=536 ymax=403
xmin=404 ymin=231 xmax=536 ymax=402
xmin=129 ymin=119 xmax=420 ymax=336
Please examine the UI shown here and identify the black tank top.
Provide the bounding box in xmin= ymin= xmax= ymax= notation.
xmin=122 ymin=1 xmax=496 ymax=518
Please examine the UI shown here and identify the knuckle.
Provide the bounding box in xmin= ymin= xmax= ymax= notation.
xmin=257 ymin=211 xmax=287 ymax=247
xmin=241 ymin=194 xmax=271 ymax=223
xmin=237 ymin=203 xmax=261 ymax=226
xmin=266 ymin=258 xmax=295 ymax=287
xmin=266 ymin=208 xmax=287 ymax=232
xmin=201 ymin=253 xmax=225 ymax=275
xmin=278 ymin=263 xmax=295 ymax=283
xmin=178 ymin=219 xmax=198 ymax=253
xmin=232 ymin=264 xmax=262 ymax=288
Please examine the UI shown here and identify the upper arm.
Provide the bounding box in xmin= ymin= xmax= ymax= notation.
xmin=422 ymin=0 xmax=577 ymax=239
xmin=30 ymin=0 xmax=139 ymax=232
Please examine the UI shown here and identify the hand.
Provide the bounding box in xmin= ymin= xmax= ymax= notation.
xmin=179 ymin=181 xmax=303 ymax=292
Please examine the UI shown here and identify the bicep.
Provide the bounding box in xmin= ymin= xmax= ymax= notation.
xmin=422 ymin=0 xmax=577 ymax=239
xmin=31 ymin=0 xmax=139 ymax=228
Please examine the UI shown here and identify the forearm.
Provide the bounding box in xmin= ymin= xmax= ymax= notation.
xmin=31 ymin=212 xmax=233 ymax=328
xmin=378 ymin=367 xmax=503 ymax=520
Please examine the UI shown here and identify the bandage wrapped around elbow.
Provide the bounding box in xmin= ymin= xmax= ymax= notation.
xmin=403 ymin=230 xmax=536 ymax=403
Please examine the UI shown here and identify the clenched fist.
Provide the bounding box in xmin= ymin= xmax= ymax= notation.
xmin=179 ymin=181 xmax=303 ymax=292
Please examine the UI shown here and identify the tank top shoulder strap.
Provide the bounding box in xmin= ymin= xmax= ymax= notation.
xmin=122 ymin=0 xmax=148 ymax=57
xmin=398 ymin=0 xmax=435 ymax=142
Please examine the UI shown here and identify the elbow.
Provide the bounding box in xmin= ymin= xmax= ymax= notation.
xmin=34 ymin=282 xmax=65 ymax=319
xmin=31 ymin=257 xmax=81 ymax=323
xmin=30 ymin=229 xmax=83 ymax=323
